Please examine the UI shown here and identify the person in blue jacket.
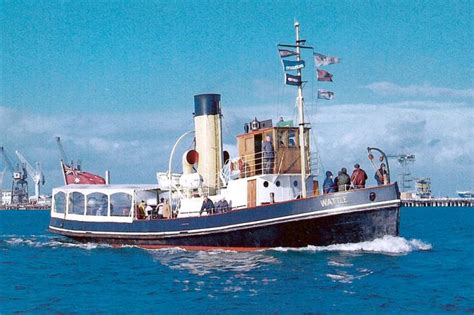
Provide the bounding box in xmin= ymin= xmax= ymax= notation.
xmin=200 ymin=195 xmax=215 ymax=215
xmin=323 ymin=171 xmax=336 ymax=194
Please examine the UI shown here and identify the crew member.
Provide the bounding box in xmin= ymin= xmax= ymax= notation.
xmin=262 ymin=135 xmax=275 ymax=174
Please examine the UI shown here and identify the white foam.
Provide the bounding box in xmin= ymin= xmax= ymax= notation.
xmin=4 ymin=237 xmax=110 ymax=250
xmin=271 ymin=236 xmax=432 ymax=255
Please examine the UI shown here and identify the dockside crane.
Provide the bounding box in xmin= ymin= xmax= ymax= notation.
xmin=387 ymin=153 xmax=416 ymax=191
xmin=0 ymin=167 xmax=6 ymax=190
xmin=1 ymin=147 xmax=29 ymax=204
xmin=15 ymin=150 xmax=45 ymax=202
xmin=56 ymin=136 xmax=81 ymax=170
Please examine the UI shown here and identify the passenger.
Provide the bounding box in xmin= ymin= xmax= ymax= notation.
xmin=323 ymin=171 xmax=336 ymax=194
xmin=145 ymin=204 xmax=153 ymax=220
xmin=137 ymin=200 xmax=146 ymax=219
xmin=333 ymin=171 xmax=340 ymax=192
xmin=375 ymin=163 xmax=388 ymax=185
xmin=157 ymin=198 xmax=165 ymax=219
xmin=351 ymin=164 xmax=368 ymax=189
xmin=262 ymin=135 xmax=275 ymax=174
xmin=215 ymin=199 xmax=223 ymax=214
xmin=122 ymin=207 xmax=130 ymax=216
xmin=200 ymin=195 xmax=215 ymax=215
xmin=162 ymin=199 xmax=171 ymax=219
xmin=222 ymin=198 xmax=230 ymax=212
xmin=215 ymin=198 xmax=229 ymax=214
xmin=336 ymin=168 xmax=351 ymax=192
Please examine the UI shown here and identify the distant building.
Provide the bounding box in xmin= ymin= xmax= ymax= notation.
xmin=1 ymin=191 xmax=12 ymax=205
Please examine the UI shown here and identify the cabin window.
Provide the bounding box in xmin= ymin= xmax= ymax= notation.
xmin=110 ymin=193 xmax=132 ymax=217
xmin=277 ymin=130 xmax=287 ymax=147
xmin=68 ymin=192 xmax=85 ymax=215
xmin=54 ymin=192 xmax=66 ymax=214
xmin=288 ymin=130 xmax=297 ymax=147
xmin=86 ymin=193 xmax=108 ymax=216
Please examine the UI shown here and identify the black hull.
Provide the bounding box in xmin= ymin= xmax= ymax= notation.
xmin=65 ymin=206 xmax=399 ymax=249
xmin=49 ymin=183 xmax=401 ymax=250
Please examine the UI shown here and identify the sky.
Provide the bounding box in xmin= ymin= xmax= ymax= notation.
xmin=1 ymin=0 xmax=473 ymax=196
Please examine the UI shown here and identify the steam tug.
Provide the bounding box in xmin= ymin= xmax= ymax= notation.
xmin=49 ymin=23 xmax=401 ymax=250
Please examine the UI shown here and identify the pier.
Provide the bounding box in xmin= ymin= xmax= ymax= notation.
xmin=0 ymin=204 xmax=50 ymax=210
xmin=402 ymin=198 xmax=474 ymax=207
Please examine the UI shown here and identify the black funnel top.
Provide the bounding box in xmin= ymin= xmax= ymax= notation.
xmin=194 ymin=94 xmax=221 ymax=117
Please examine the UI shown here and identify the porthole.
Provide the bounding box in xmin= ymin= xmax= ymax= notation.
xmin=263 ymin=181 xmax=269 ymax=188
xmin=369 ymin=192 xmax=376 ymax=201
xmin=293 ymin=180 xmax=298 ymax=187
xmin=275 ymin=180 xmax=281 ymax=187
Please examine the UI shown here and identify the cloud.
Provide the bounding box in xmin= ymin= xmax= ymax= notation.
xmin=1 ymin=99 xmax=473 ymax=195
xmin=364 ymin=81 xmax=474 ymax=98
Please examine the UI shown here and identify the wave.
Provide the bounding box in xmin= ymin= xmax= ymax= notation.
xmin=271 ymin=236 xmax=432 ymax=255
xmin=3 ymin=235 xmax=432 ymax=256
xmin=3 ymin=236 xmax=110 ymax=250
xmin=149 ymin=249 xmax=279 ymax=275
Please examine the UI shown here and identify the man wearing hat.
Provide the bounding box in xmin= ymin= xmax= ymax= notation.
xmin=351 ymin=163 xmax=368 ymax=189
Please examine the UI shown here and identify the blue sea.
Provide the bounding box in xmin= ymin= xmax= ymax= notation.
xmin=1 ymin=207 xmax=473 ymax=314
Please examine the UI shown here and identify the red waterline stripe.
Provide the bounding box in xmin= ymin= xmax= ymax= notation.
xmin=125 ymin=244 xmax=269 ymax=252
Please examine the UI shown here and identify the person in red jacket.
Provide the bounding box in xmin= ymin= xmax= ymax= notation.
xmin=351 ymin=164 xmax=368 ymax=189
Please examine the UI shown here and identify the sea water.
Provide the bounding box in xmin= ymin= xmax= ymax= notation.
xmin=1 ymin=207 xmax=473 ymax=314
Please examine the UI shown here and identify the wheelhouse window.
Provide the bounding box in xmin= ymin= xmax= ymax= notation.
xmin=68 ymin=192 xmax=85 ymax=215
xmin=54 ymin=192 xmax=66 ymax=214
xmin=86 ymin=192 xmax=108 ymax=216
xmin=277 ymin=130 xmax=287 ymax=148
xmin=110 ymin=193 xmax=132 ymax=217
xmin=288 ymin=130 xmax=297 ymax=147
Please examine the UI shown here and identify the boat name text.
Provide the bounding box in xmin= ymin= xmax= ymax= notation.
xmin=320 ymin=196 xmax=348 ymax=207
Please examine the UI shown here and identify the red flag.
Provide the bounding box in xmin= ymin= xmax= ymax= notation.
xmin=61 ymin=161 xmax=106 ymax=185
xmin=278 ymin=48 xmax=299 ymax=58
xmin=317 ymin=69 xmax=333 ymax=82
xmin=314 ymin=53 xmax=340 ymax=66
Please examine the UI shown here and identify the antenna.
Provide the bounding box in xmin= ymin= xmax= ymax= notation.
xmin=387 ymin=154 xmax=415 ymax=191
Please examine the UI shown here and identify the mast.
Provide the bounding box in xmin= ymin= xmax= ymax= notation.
xmin=295 ymin=21 xmax=307 ymax=198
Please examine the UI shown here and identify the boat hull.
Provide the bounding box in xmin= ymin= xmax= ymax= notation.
xmin=49 ymin=184 xmax=400 ymax=249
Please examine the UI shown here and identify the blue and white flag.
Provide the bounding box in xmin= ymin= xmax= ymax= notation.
xmin=285 ymin=73 xmax=302 ymax=86
xmin=314 ymin=52 xmax=340 ymax=66
xmin=279 ymin=49 xmax=299 ymax=58
xmin=282 ymin=59 xmax=305 ymax=71
xmin=317 ymin=89 xmax=334 ymax=100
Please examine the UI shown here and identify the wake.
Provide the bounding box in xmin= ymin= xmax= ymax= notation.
xmin=271 ymin=235 xmax=432 ymax=255
xmin=3 ymin=236 xmax=110 ymax=250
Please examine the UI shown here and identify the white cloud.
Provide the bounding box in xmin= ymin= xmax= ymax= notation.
xmin=365 ymin=81 xmax=474 ymax=98
xmin=1 ymin=99 xmax=473 ymax=195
